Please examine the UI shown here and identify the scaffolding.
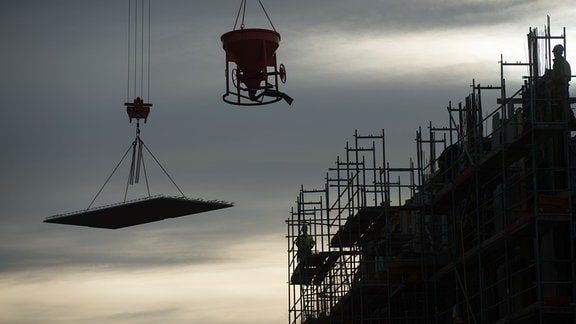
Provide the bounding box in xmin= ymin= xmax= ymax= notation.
xmin=287 ymin=19 xmax=576 ymax=324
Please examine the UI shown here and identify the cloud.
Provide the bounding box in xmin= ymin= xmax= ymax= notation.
xmin=274 ymin=0 xmax=569 ymax=34
xmin=98 ymin=308 xmax=181 ymax=323
xmin=0 ymin=238 xmax=286 ymax=324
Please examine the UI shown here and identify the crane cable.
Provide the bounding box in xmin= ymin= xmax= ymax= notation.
xmin=126 ymin=0 xmax=151 ymax=188
xmin=233 ymin=0 xmax=276 ymax=32
xmin=124 ymin=0 xmax=184 ymax=198
xmin=86 ymin=0 xmax=187 ymax=209
xmin=127 ymin=0 xmax=151 ymax=102
xmin=258 ymin=0 xmax=276 ymax=31
xmin=233 ymin=0 xmax=246 ymax=29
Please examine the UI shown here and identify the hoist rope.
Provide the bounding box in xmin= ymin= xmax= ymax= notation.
xmin=90 ymin=0 xmax=164 ymax=208
xmin=258 ymin=0 xmax=276 ymax=32
xmin=89 ymin=131 xmax=184 ymax=209
xmin=147 ymin=0 xmax=151 ymax=101
xmin=233 ymin=0 xmax=276 ymax=31
xmin=126 ymin=0 xmax=131 ymax=102
xmin=124 ymin=124 xmax=151 ymax=202
xmin=129 ymin=137 xmax=137 ymax=184
xmin=133 ymin=0 xmax=138 ymax=97
xmin=140 ymin=0 xmax=145 ymax=97
xmin=141 ymin=141 xmax=186 ymax=197
xmin=128 ymin=131 xmax=143 ymax=186
xmin=126 ymin=0 xmax=151 ymax=102
xmin=233 ymin=0 xmax=246 ymax=30
xmin=141 ymin=150 xmax=151 ymax=197
xmin=88 ymin=142 xmax=134 ymax=210
xmin=124 ymin=136 xmax=140 ymax=202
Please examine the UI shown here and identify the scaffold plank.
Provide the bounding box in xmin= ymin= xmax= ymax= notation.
xmin=330 ymin=206 xmax=384 ymax=247
xmin=290 ymin=252 xmax=339 ymax=285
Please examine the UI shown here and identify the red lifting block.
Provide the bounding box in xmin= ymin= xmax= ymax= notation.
xmin=124 ymin=97 xmax=152 ymax=123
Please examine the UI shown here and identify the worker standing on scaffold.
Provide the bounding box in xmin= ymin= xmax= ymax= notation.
xmin=295 ymin=224 xmax=315 ymax=261
xmin=544 ymin=44 xmax=573 ymax=121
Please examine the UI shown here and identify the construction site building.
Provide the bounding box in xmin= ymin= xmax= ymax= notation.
xmin=287 ymin=20 xmax=576 ymax=323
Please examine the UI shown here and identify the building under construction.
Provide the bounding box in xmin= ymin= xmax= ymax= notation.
xmin=287 ymin=20 xmax=576 ymax=323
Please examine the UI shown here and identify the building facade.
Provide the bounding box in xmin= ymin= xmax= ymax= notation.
xmin=287 ymin=21 xmax=576 ymax=324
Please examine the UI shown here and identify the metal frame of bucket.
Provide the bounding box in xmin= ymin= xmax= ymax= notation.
xmin=221 ymin=28 xmax=287 ymax=106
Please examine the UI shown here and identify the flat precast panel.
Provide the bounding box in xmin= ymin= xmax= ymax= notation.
xmin=44 ymin=196 xmax=233 ymax=229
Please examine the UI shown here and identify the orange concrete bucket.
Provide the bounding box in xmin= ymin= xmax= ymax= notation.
xmin=221 ymin=28 xmax=287 ymax=106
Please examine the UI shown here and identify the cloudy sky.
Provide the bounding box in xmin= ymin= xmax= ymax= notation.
xmin=2 ymin=1 xmax=576 ymax=323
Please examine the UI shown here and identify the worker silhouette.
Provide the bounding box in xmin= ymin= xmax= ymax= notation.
xmin=547 ymin=44 xmax=572 ymax=99
xmin=543 ymin=44 xmax=573 ymax=121
xmin=295 ymin=224 xmax=315 ymax=261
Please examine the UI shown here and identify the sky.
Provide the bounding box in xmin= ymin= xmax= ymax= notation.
xmin=1 ymin=1 xmax=576 ymax=323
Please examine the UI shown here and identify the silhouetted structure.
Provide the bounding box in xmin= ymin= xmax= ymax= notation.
xmin=287 ymin=19 xmax=576 ymax=324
